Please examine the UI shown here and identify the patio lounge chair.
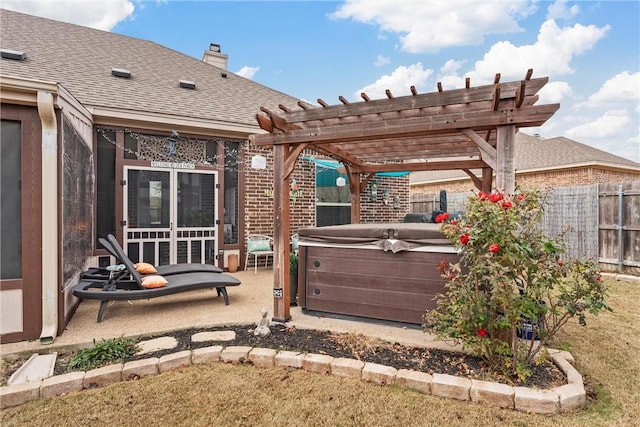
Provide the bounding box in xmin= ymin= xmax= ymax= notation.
xmin=72 ymin=235 xmax=241 ymax=323
xmin=82 ymin=235 xmax=223 ymax=280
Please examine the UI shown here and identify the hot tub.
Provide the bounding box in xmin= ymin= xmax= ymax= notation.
xmin=297 ymin=223 xmax=458 ymax=324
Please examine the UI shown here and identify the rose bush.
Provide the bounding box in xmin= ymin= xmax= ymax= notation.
xmin=424 ymin=188 xmax=611 ymax=381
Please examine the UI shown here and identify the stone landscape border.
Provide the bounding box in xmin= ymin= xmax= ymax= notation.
xmin=1 ymin=344 xmax=585 ymax=414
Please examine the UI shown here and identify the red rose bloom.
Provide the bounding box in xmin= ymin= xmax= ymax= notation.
xmin=489 ymin=243 xmax=500 ymax=253
xmin=489 ymin=192 xmax=504 ymax=203
xmin=435 ymin=212 xmax=450 ymax=223
xmin=517 ymin=194 xmax=525 ymax=202
xmin=460 ymin=233 xmax=470 ymax=245
xmin=501 ymin=201 xmax=512 ymax=209
xmin=451 ymin=219 xmax=457 ymax=225
xmin=477 ymin=328 xmax=487 ymax=337
xmin=478 ymin=192 xmax=488 ymax=200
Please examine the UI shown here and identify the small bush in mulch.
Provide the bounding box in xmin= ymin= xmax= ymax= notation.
xmin=66 ymin=337 xmax=139 ymax=372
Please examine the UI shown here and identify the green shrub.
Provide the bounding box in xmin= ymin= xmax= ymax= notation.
xmin=67 ymin=337 xmax=139 ymax=372
xmin=424 ymin=188 xmax=611 ymax=381
xmin=290 ymin=252 xmax=298 ymax=274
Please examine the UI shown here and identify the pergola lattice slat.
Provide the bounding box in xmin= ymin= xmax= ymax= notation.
xmin=279 ymin=77 xmax=548 ymax=124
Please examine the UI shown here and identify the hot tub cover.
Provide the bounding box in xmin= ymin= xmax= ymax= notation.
xmin=297 ymin=223 xmax=450 ymax=253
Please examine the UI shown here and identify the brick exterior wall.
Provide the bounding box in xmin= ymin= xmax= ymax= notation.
xmin=243 ymin=144 xmax=411 ymax=242
xmin=360 ymin=175 xmax=411 ymax=223
xmin=243 ymin=145 xmax=317 ymax=239
xmin=411 ymin=167 xmax=640 ymax=195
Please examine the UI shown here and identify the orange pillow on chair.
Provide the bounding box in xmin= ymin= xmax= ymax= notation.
xmin=141 ymin=275 xmax=168 ymax=289
xmin=135 ymin=262 xmax=157 ymax=274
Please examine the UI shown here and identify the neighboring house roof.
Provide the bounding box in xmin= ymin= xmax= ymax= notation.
xmin=0 ymin=9 xmax=302 ymax=128
xmin=411 ymin=132 xmax=640 ymax=184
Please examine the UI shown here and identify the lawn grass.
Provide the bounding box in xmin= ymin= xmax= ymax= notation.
xmin=1 ymin=277 xmax=638 ymax=427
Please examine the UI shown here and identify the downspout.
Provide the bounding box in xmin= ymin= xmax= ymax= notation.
xmin=37 ymin=91 xmax=58 ymax=344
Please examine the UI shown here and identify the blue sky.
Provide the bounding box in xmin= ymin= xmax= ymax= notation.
xmin=4 ymin=0 xmax=639 ymax=162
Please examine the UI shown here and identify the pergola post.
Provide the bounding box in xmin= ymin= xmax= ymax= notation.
xmin=481 ymin=168 xmax=493 ymax=193
xmin=272 ymin=143 xmax=291 ymax=322
xmin=346 ymin=167 xmax=361 ymax=224
xmin=496 ymin=124 xmax=516 ymax=195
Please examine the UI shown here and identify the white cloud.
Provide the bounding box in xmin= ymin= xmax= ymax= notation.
xmin=414 ymin=16 xmax=608 ymax=96
xmin=1 ymin=0 xmax=135 ymax=31
xmin=374 ymin=54 xmax=391 ymax=67
xmin=627 ymin=133 xmax=640 ymax=145
xmin=565 ymin=110 xmax=631 ymax=139
xmin=435 ymin=60 xmax=468 ymax=90
xmin=440 ymin=59 xmax=466 ymax=75
xmin=625 ymin=134 xmax=640 ymax=163
xmin=464 ymin=20 xmax=610 ymax=84
xmin=332 ymin=0 xmax=536 ymax=53
xmin=355 ymin=63 xmax=433 ymax=100
xmin=235 ymin=66 xmax=260 ymax=80
xmin=546 ymin=0 xmax=579 ymax=21
xmin=584 ymin=71 xmax=640 ymax=107
xmin=437 ymin=74 xmax=466 ymax=91
xmin=537 ymin=81 xmax=572 ymax=104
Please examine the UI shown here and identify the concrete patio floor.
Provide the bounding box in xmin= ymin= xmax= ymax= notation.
xmin=1 ymin=269 xmax=453 ymax=356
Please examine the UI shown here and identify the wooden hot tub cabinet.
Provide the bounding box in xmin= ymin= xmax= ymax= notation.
xmin=297 ymin=223 xmax=458 ymax=325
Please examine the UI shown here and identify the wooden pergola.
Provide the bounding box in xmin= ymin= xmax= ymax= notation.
xmin=249 ymin=70 xmax=559 ymax=321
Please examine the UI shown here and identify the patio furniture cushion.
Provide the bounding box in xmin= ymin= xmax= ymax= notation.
xmin=135 ymin=262 xmax=158 ymax=274
xmin=141 ymin=275 xmax=168 ymax=289
xmin=248 ymin=239 xmax=271 ymax=252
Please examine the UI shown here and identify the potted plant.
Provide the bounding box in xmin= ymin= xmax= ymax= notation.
xmin=289 ymin=252 xmax=299 ymax=306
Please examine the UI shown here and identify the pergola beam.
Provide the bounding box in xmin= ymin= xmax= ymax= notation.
xmin=359 ymin=159 xmax=486 ymax=174
xmin=250 ymin=104 xmax=559 ymax=147
xmin=353 ymin=150 xmax=481 ymax=163
xmin=256 ymin=113 xmax=273 ymax=132
xmin=461 ymin=129 xmax=497 ymax=170
xmin=284 ymin=142 xmax=309 ymax=177
xmin=463 ymin=169 xmax=483 ymax=190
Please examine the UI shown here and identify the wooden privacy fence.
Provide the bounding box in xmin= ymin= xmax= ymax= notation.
xmin=541 ymin=184 xmax=599 ymax=263
xmin=598 ymin=182 xmax=640 ymax=274
xmin=410 ymin=191 xmax=473 ymax=215
xmin=411 ymin=181 xmax=640 ymax=275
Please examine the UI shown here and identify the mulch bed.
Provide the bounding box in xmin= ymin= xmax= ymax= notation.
xmin=27 ymin=324 xmax=567 ymax=389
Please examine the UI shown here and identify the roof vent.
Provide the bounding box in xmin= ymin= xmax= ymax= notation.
xmin=111 ymin=67 xmax=131 ymax=78
xmin=209 ymin=43 xmax=221 ymax=52
xmin=1 ymin=49 xmax=26 ymax=61
xmin=179 ymin=79 xmax=196 ymax=89
xmin=221 ymin=72 xmax=228 ymax=78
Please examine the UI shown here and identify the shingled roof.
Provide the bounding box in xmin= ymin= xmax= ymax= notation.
xmin=0 ymin=9 xmax=302 ymax=128
xmin=411 ymin=132 xmax=640 ymax=184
